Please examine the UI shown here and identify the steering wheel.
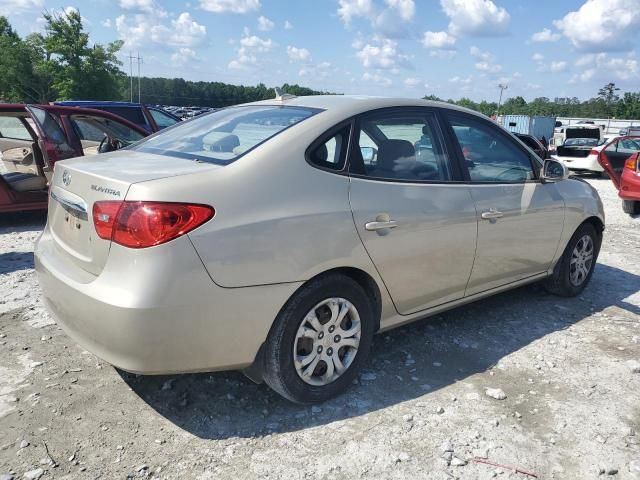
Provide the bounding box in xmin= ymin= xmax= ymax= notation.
xmin=496 ymin=167 xmax=527 ymax=182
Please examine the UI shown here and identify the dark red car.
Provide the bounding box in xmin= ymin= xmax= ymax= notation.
xmin=0 ymin=104 xmax=148 ymax=213
xmin=597 ymin=135 xmax=640 ymax=215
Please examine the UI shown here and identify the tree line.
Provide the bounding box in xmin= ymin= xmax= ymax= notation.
xmin=2 ymin=11 xmax=640 ymax=119
xmin=425 ymin=83 xmax=640 ymax=120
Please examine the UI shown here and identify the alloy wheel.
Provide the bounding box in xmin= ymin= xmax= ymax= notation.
xmin=569 ymin=234 xmax=594 ymax=286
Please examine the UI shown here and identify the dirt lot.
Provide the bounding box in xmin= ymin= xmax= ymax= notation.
xmin=0 ymin=178 xmax=638 ymax=480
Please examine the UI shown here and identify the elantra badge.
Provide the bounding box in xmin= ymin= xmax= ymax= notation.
xmin=62 ymin=170 xmax=71 ymax=186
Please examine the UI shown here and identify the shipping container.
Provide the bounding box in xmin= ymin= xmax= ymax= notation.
xmin=500 ymin=115 xmax=556 ymax=143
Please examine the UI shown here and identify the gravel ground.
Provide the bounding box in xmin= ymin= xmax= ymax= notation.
xmin=0 ymin=177 xmax=638 ymax=480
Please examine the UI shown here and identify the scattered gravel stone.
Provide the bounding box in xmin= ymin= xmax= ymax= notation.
xmin=626 ymin=360 xmax=640 ymax=374
xmin=450 ymin=457 xmax=467 ymax=466
xmin=19 ymin=440 xmax=29 ymax=449
xmin=606 ymin=466 xmax=619 ymax=475
xmin=485 ymin=388 xmax=507 ymax=400
xmin=473 ymin=447 xmax=489 ymax=459
xmin=0 ymin=474 xmax=14 ymax=480
xmin=161 ymin=379 xmax=175 ymax=391
xmin=440 ymin=440 xmax=454 ymax=452
xmin=402 ymin=414 xmax=413 ymax=422
xmin=395 ymin=452 xmax=410 ymax=463
xmin=22 ymin=469 xmax=44 ymax=480
xmin=360 ymin=372 xmax=377 ymax=381
xmin=436 ymin=406 xmax=445 ymax=414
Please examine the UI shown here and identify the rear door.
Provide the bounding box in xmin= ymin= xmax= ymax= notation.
xmin=25 ymin=105 xmax=81 ymax=173
xmin=348 ymin=107 xmax=477 ymax=314
xmin=598 ymin=136 xmax=640 ymax=188
xmin=0 ymin=114 xmax=39 ymax=175
xmin=442 ymin=111 xmax=565 ymax=295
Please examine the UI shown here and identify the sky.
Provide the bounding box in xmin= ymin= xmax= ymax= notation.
xmin=2 ymin=0 xmax=640 ymax=103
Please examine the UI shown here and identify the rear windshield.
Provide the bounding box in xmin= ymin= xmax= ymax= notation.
xmin=130 ymin=105 xmax=320 ymax=165
xmin=100 ymin=106 xmax=147 ymax=126
xmin=564 ymin=138 xmax=598 ymax=146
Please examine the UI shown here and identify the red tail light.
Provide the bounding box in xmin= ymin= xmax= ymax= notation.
xmin=92 ymin=201 xmax=214 ymax=248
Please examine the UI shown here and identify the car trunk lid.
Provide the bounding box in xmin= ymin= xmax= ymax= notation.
xmin=48 ymin=150 xmax=220 ymax=275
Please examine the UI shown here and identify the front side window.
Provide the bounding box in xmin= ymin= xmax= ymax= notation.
xmin=132 ymin=105 xmax=319 ymax=165
xmin=69 ymin=115 xmax=146 ymax=144
xmin=352 ymin=110 xmax=452 ymax=181
xmin=447 ymin=114 xmax=535 ymax=183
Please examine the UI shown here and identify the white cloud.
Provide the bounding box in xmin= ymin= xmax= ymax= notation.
xmin=549 ymin=61 xmax=567 ymax=73
xmin=441 ymin=0 xmax=510 ymax=36
xmin=337 ymin=0 xmax=374 ymax=24
xmin=404 ymin=77 xmax=420 ymax=87
xmin=228 ymin=33 xmax=274 ymax=69
xmin=469 ymin=45 xmax=502 ymax=72
xmin=287 ymin=45 xmax=311 ymax=62
xmin=572 ymin=53 xmax=639 ymax=81
xmin=101 ymin=18 xmax=112 ymax=27
xmin=284 ymin=20 xmax=293 ymax=29
xmin=257 ymin=15 xmax=274 ymax=31
xmin=363 ymin=72 xmax=393 ymax=87
xmin=355 ymin=37 xmax=411 ymax=70
xmin=199 ymin=0 xmax=260 ymax=14
xmin=0 ymin=0 xmax=43 ymax=13
xmin=429 ymin=50 xmax=456 ymax=59
xmin=118 ymin=0 xmax=156 ymax=12
xmin=532 ymin=53 xmax=544 ymax=62
xmin=449 ymin=75 xmax=473 ymax=84
xmin=422 ymin=31 xmax=456 ymax=49
xmin=384 ymin=0 xmax=415 ymax=21
xmin=299 ymin=61 xmax=332 ymax=79
xmin=530 ymin=28 xmax=560 ymax=43
xmin=115 ymin=12 xmax=206 ymax=49
xmin=171 ymin=47 xmax=197 ymax=66
xmin=553 ymin=0 xmax=640 ymax=52
xmin=526 ymin=82 xmax=542 ymax=90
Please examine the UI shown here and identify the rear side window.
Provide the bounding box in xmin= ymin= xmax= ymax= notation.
xmin=351 ymin=110 xmax=452 ymax=182
xmin=100 ymin=107 xmax=147 ymax=126
xmin=132 ymin=105 xmax=320 ymax=165
xmin=0 ymin=117 xmax=33 ymax=141
xmin=149 ymin=108 xmax=180 ymax=129
xmin=308 ymin=125 xmax=350 ymax=171
xmin=69 ymin=115 xmax=145 ymax=144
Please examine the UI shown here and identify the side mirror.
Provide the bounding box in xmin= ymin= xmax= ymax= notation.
xmin=541 ymin=158 xmax=569 ymax=182
xmin=361 ymin=146 xmax=376 ymax=164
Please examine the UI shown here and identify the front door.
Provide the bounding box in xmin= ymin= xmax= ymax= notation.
xmin=443 ymin=112 xmax=565 ymax=295
xmin=598 ymin=136 xmax=640 ymax=188
xmin=348 ymin=108 xmax=477 ymax=315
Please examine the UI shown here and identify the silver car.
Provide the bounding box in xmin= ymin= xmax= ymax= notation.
xmin=35 ymin=95 xmax=604 ymax=404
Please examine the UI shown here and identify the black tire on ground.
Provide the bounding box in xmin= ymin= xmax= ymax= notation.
xmin=263 ymin=273 xmax=375 ymax=404
xmin=543 ymin=223 xmax=601 ymax=297
xmin=622 ymin=200 xmax=640 ymax=215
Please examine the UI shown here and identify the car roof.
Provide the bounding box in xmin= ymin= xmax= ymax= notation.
xmin=54 ymin=101 xmax=146 ymax=108
xmin=244 ymin=95 xmax=485 ymax=119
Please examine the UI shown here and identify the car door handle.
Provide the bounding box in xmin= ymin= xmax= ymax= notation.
xmin=365 ymin=220 xmax=399 ymax=231
xmin=481 ymin=209 xmax=504 ymax=220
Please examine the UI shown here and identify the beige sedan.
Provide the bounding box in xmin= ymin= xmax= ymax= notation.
xmin=35 ymin=95 xmax=604 ymax=403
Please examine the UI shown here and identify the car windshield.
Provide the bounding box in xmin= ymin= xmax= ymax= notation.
xmin=130 ymin=105 xmax=320 ymax=165
xmin=564 ymin=138 xmax=599 ymax=146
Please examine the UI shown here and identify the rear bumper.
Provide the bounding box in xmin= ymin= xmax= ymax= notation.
xmin=619 ymin=171 xmax=640 ymax=201
xmin=34 ymin=227 xmax=301 ymax=374
xmin=553 ymin=154 xmax=603 ymax=172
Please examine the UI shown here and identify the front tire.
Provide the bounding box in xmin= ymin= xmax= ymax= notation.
xmin=544 ymin=223 xmax=600 ymax=297
xmin=622 ymin=200 xmax=640 ymax=215
xmin=263 ymin=274 xmax=375 ymax=404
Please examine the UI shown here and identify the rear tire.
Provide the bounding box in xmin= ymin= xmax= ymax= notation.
xmin=544 ymin=223 xmax=600 ymax=297
xmin=622 ymin=200 xmax=640 ymax=215
xmin=263 ymin=274 xmax=375 ymax=404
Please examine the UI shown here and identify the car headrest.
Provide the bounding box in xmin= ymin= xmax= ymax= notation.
xmin=377 ymin=139 xmax=415 ymax=171
xmin=210 ymin=134 xmax=240 ymax=153
xmin=422 ymin=125 xmax=430 ymax=135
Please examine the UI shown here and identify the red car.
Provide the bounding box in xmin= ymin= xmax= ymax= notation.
xmin=0 ymin=104 xmax=148 ymax=213
xmin=597 ymin=135 xmax=640 ymax=215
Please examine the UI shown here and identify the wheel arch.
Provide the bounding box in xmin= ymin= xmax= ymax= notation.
xmin=243 ymin=266 xmax=384 ymax=384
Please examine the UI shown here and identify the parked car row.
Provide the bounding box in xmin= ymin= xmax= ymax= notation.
xmin=161 ymin=105 xmax=216 ymax=119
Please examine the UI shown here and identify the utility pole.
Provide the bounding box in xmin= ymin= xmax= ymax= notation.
xmin=136 ymin=52 xmax=143 ymax=103
xmin=497 ymin=83 xmax=508 ymax=122
xmin=126 ymin=52 xmax=143 ymax=103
